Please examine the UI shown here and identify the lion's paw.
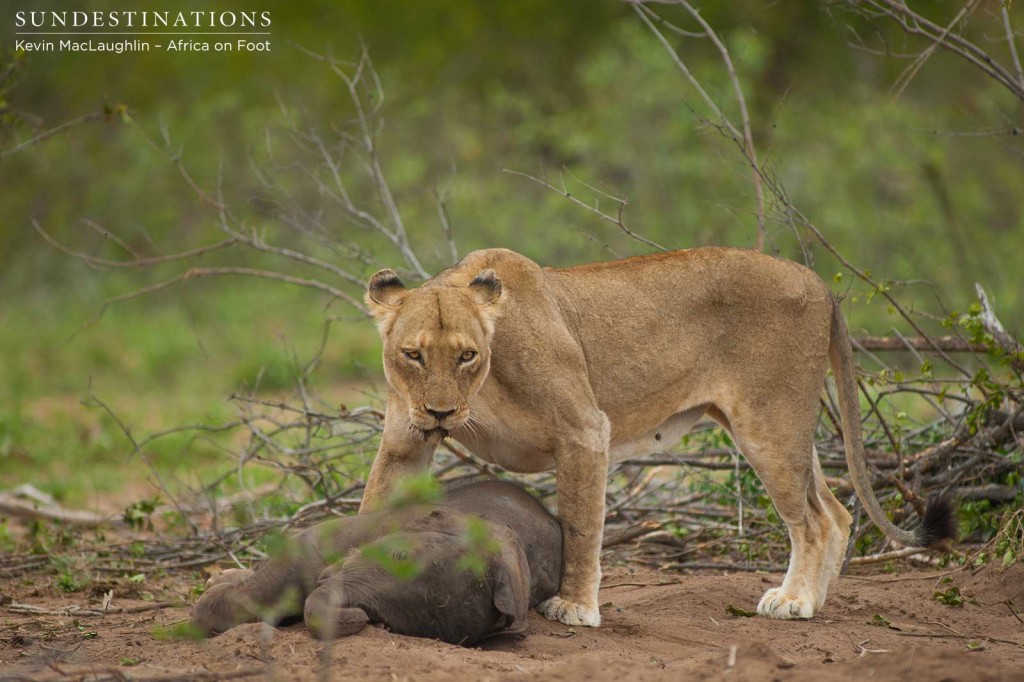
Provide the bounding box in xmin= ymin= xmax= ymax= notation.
xmin=537 ymin=596 xmax=601 ymax=627
xmin=205 ymin=568 xmax=253 ymax=590
xmin=757 ymin=588 xmax=814 ymax=620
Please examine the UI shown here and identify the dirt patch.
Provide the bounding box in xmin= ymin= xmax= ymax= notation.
xmin=2 ymin=563 xmax=1023 ymax=681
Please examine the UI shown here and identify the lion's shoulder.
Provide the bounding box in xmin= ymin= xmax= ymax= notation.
xmin=430 ymin=249 xmax=545 ymax=291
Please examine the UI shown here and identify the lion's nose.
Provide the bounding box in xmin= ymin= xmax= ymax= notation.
xmin=425 ymin=407 xmax=455 ymax=421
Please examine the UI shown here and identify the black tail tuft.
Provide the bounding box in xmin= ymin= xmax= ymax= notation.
xmin=915 ymin=496 xmax=958 ymax=548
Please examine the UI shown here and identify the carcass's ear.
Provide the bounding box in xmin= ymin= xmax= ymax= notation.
xmin=365 ymin=269 xmax=407 ymax=322
xmin=468 ymin=269 xmax=502 ymax=306
xmin=489 ymin=533 xmax=530 ymax=636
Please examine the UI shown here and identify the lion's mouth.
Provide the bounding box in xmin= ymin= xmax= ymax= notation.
xmin=410 ymin=410 xmax=467 ymax=438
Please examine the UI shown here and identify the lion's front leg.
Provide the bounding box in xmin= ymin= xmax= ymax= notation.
xmin=537 ymin=423 xmax=610 ymax=628
xmin=360 ymin=400 xmax=440 ymax=513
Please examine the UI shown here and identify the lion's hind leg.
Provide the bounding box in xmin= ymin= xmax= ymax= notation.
xmin=755 ymin=467 xmax=851 ymax=619
xmin=719 ymin=411 xmax=851 ymax=620
xmin=805 ymin=450 xmax=853 ymax=608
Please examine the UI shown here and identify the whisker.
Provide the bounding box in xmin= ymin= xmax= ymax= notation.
xmin=465 ymin=412 xmax=483 ymax=439
xmin=456 ymin=412 xmax=481 ymax=441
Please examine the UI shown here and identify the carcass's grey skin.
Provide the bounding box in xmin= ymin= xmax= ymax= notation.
xmin=190 ymin=479 xmax=562 ymax=645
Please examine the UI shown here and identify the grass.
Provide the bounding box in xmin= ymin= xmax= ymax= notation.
xmin=0 ymin=279 xmax=383 ymax=507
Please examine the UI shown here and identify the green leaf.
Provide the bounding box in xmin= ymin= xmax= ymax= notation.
xmin=867 ymin=613 xmax=891 ymax=627
xmin=455 ymin=515 xmax=502 ymax=579
xmin=725 ymin=604 xmax=757 ymax=617
xmin=360 ymin=536 xmax=422 ymax=580
xmin=386 ymin=473 xmax=442 ymax=510
xmin=152 ymin=621 xmax=206 ymax=641
xmin=934 ymin=586 xmax=964 ymax=607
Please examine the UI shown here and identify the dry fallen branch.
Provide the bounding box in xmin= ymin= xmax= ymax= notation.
xmin=0 ymin=495 xmax=123 ymax=528
xmin=43 ymin=665 xmax=266 ymax=682
xmin=8 ymin=600 xmax=185 ymax=617
xmin=847 ymin=546 xmax=929 ymax=566
xmin=853 ymin=335 xmax=992 ymax=353
xmin=975 ymin=282 xmax=1024 ymax=370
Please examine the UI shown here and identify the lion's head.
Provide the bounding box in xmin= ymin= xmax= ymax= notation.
xmin=365 ymin=268 xmax=503 ymax=437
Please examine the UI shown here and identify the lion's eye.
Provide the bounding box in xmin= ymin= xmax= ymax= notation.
xmin=459 ymin=350 xmax=478 ymax=364
xmin=403 ymin=349 xmax=422 ymax=363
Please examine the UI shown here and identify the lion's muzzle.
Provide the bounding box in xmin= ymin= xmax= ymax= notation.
xmin=410 ymin=405 xmax=468 ymax=434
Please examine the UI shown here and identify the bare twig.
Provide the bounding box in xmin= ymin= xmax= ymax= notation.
xmin=0 ymin=109 xmax=107 ymax=159
xmin=293 ymin=43 xmax=429 ymax=280
xmin=1003 ymin=3 xmax=1024 ymax=89
xmin=32 ymin=218 xmax=237 ymax=269
xmin=633 ymin=1 xmax=765 ymax=250
xmin=670 ymin=1 xmax=765 ymax=250
xmin=78 ymin=266 xmax=365 ymax=334
xmin=851 ymin=0 xmax=1024 ymax=102
xmin=84 ymin=218 xmax=143 ymax=259
xmin=503 ymin=168 xmax=667 ymax=251
xmin=434 ymin=183 xmax=459 ymax=266
xmin=891 ymin=1 xmax=979 ymax=99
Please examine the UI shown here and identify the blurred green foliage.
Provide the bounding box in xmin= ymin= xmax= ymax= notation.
xmin=1 ymin=2 xmax=1022 ymax=500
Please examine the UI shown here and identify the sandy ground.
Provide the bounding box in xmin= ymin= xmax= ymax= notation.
xmin=2 ymin=562 xmax=1023 ymax=681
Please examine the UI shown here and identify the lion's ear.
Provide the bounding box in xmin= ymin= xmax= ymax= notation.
xmin=469 ymin=269 xmax=502 ymax=306
xmin=366 ymin=269 xmax=407 ymax=321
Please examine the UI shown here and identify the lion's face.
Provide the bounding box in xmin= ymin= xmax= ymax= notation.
xmin=365 ymin=268 xmax=503 ymax=436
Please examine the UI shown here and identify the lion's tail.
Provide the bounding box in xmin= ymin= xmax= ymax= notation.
xmin=828 ymin=296 xmax=957 ymax=549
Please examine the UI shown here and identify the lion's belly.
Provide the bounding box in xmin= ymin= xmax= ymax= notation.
xmin=453 ymin=405 xmax=706 ymax=471
xmin=607 ymin=405 xmax=707 ymax=463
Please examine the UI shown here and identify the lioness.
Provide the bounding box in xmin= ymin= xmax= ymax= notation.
xmin=360 ymin=247 xmax=955 ymax=626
